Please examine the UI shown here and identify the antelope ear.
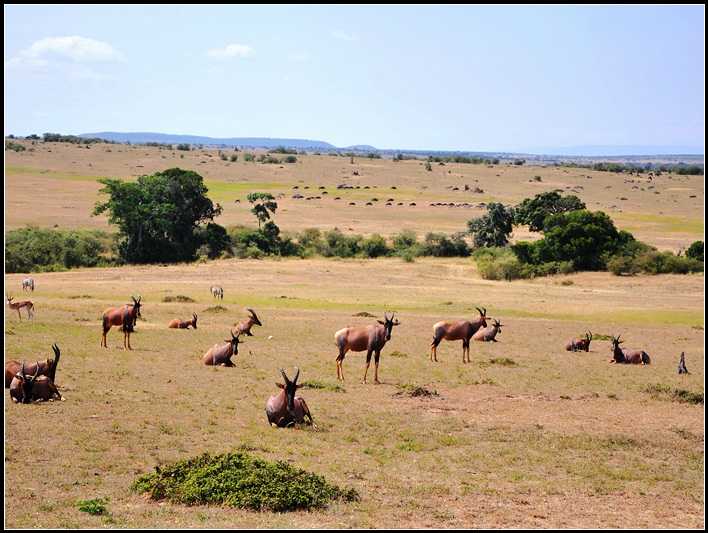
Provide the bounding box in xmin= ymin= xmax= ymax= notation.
xmin=276 ymin=383 xmax=284 ymax=389
xmin=377 ymin=320 xmax=385 ymax=325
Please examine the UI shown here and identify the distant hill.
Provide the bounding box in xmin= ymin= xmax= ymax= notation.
xmin=343 ymin=145 xmax=378 ymax=151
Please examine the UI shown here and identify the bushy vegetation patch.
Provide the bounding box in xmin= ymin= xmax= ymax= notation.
xmin=300 ymin=380 xmax=346 ymax=393
xmin=473 ymin=248 xmax=573 ymax=281
xmin=76 ymin=498 xmax=109 ymax=516
xmin=162 ymin=295 xmax=196 ymax=303
xmin=642 ymin=384 xmax=703 ymax=405
xmin=203 ymin=305 xmax=228 ymax=313
xmin=395 ymin=384 xmax=439 ymax=398
xmin=131 ymin=451 xmax=359 ymax=512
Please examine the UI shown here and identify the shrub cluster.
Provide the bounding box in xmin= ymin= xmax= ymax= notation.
xmin=473 ymin=248 xmax=573 ymax=281
xmin=5 ymin=140 xmax=26 ymax=152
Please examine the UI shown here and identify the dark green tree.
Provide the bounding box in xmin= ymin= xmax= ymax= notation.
xmin=514 ymin=191 xmax=586 ymax=231
xmin=247 ymin=192 xmax=278 ymax=229
xmin=467 ymin=203 xmax=515 ymax=248
xmin=686 ymin=240 xmax=704 ymax=262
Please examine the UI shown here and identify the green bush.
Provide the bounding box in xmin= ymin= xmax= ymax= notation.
xmin=229 ymin=154 xmax=238 ymax=162
xmin=686 ymin=241 xmax=704 ymax=262
xmin=467 ymin=203 xmax=515 ymax=248
xmin=283 ymin=155 xmax=297 ymax=164
xmin=5 ymin=140 xmax=26 ymax=152
xmin=361 ymin=234 xmax=390 ymax=258
xmin=421 ymin=232 xmax=470 ymax=257
xmin=76 ymin=498 xmax=109 ymax=516
xmin=322 ymin=229 xmax=362 ymax=258
xmin=243 ymin=153 xmax=255 ymax=162
xmin=473 ymin=247 xmax=574 ymax=280
xmin=176 ymin=143 xmax=191 ymax=151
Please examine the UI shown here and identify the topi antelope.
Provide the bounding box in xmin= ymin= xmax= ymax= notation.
xmin=7 ymin=295 xmax=34 ymax=320
xmin=202 ymin=330 xmax=241 ymax=366
xmin=22 ymin=277 xmax=35 ymax=292
xmin=473 ymin=318 xmax=503 ymax=342
xmin=566 ymin=331 xmax=592 ymax=352
xmin=678 ymin=352 xmax=689 ymax=374
xmin=266 ymin=368 xmax=314 ymax=428
xmin=101 ymin=296 xmax=141 ymax=349
xmin=334 ymin=312 xmax=400 ymax=384
xmin=210 ymin=286 xmax=224 ymax=299
xmin=431 ymin=307 xmax=488 ymax=363
xmin=5 ymin=344 xmax=60 ymax=388
xmin=10 ymin=362 xmax=62 ymax=403
xmin=610 ymin=335 xmax=651 ymax=365
xmin=235 ymin=308 xmax=262 ymax=336
xmin=168 ymin=313 xmax=198 ymax=329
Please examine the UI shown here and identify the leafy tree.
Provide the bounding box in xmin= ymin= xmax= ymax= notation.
xmin=247 ymin=192 xmax=278 ymax=229
xmin=93 ymin=168 xmax=223 ymax=263
xmin=686 ymin=241 xmax=704 ymax=262
xmin=514 ymin=192 xmax=586 ymax=231
xmin=467 ymin=203 xmax=515 ymax=248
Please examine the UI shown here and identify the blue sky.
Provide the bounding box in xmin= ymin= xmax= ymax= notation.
xmin=4 ymin=5 xmax=705 ymax=153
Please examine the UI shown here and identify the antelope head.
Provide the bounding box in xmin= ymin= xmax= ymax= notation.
xmin=192 ymin=313 xmax=198 ymax=329
xmin=493 ymin=319 xmax=503 ymax=334
xmin=475 ymin=307 xmax=488 ymax=328
xmin=17 ymin=362 xmax=39 ymax=404
xmin=585 ymin=331 xmax=593 ymax=344
xmin=611 ymin=335 xmax=624 ymax=350
xmin=224 ymin=330 xmax=241 ymax=355
xmin=7 ymin=295 xmax=14 ymax=305
xmin=246 ymin=308 xmax=262 ymax=326
xmin=378 ymin=312 xmax=400 ymax=341
xmin=277 ymin=367 xmax=301 ymax=416
xmin=131 ymin=296 xmax=142 ymax=319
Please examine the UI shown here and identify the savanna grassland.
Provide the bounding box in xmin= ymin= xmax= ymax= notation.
xmin=4 ymin=140 xmax=705 ymax=528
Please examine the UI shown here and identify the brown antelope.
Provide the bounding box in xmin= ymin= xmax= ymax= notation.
xmin=334 ymin=312 xmax=400 ymax=384
xmin=202 ymin=330 xmax=241 ymax=366
xmin=431 ymin=307 xmax=488 ymax=363
xmin=10 ymin=362 xmax=62 ymax=403
xmin=7 ymin=295 xmax=34 ymax=320
xmin=473 ymin=319 xmax=503 ymax=342
xmin=101 ymin=296 xmax=141 ymax=349
xmin=566 ymin=331 xmax=592 ymax=352
xmin=168 ymin=313 xmax=198 ymax=329
xmin=234 ymin=308 xmax=262 ymax=336
xmin=265 ymin=368 xmax=314 ymax=428
xmin=5 ymin=344 xmax=60 ymax=388
xmin=610 ymin=335 xmax=650 ymax=365
xmin=678 ymin=352 xmax=689 ymax=374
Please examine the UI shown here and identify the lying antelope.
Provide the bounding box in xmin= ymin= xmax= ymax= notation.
xmin=235 ymin=308 xmax=262 ymax=336
xmin=566 ymin=331 xmax=592 ymax=352
xmin=5 ymin=344 xmax=60 ymax=388
xmin=431 ymin=307 xmax=488 ymax=363
xmin=7 ymin=295 xmax=34 ymax=320
xmin=266 ymin=368 xmax=314 ymax=427
xmin=9 ymin=362 xmax=62 ymax=403
xmin=101 ymin=296 xmax=141 ymax=349
xmin=473 ymin=318 xmax=503 ymax=342
xmin=202 ymin=330 xmax=241 ymax=366
xmin=22 ymin=277 xmax=35 ymax=292
xmin=334 ymin=312 xmax=400 ymax=384
xmin=610 ymin=335 xmax=651 ymax=365
xmin=211 ymin=286 xmax=224 ymax=299
xmin=168 ymin=313 xmax=198 ymax=329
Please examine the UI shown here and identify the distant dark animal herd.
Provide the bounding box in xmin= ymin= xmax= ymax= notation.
xmin=5 ymin=278 xmax=696 ymax=430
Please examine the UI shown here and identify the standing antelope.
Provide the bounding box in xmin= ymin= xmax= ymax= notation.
xmin=7 ymin=295 xmax=34 ymax=320
xmin=10 ymin=362 xmax=62 ymax=403
xmin=21 ymin=277 xmax=35 ymax=292
xmin=168 ymin=313 xmax=198 ymax=329
xmin=473 ymin=319 xmax=503 ymax=342
xmin=334 ymin=312 xmax=400 ymax=384
xmin=431 ymin=307 xmax=488 ymax=363
xmin=610 ymin=335 xmax=651 ymax=365
xmin=678 ymin=352 xmax=689 ymax=374
xmin=210 ymin=286 xmax=224 ymax=299
xmin=101 ymin=296 xmax=141 ymax=349
xmin=202 ymin=330 xmax=241 ymax=366
xmin=5 ymin=344 xmax=60 ymax=388
xmin=266 ymin=368 xmax=314 ymax=427
xmin=566 ymin=331 xmax=592 ymax=352
xmin=235 ymin=308 xmax=262 ymax=336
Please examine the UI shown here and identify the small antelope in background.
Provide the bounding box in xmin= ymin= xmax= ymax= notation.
xmin=101 ymin=296 xmax=141 ymax=349
xmin=210 ymin=286 xmax=224 ymax=299
xmin=9 ymin=361 xmax=62 ymax=403
xmin=473 ymin=318 xmax=503 ymax=342
xmin=7 ymin=295 xmax=34 ymax=320
xmin=678 ymin=352 xmax=689 ymax=374
xmin=610 ymin=335 xmax=650 ymax=365
xmin=5 ymin=344 xmax=61 ymax=388
xmin=431 ymin=307 xmax=488 ymax=363
xmin=22 ymin=277 xmax=35 ymax=292
xmin=566 ymin=331 xmax=592 ymax=352
xmin=266 ymin=368 xmax=314 ymax=428
xmin=168 ymin=313 xmax=198 ymax=329
xmin=202 ymin=330 xmax=241 ymax=366
xmin=334 ymin=312 xmax=400 ymax=384
xmin=235 ymin=308 xmax=262 ymax=336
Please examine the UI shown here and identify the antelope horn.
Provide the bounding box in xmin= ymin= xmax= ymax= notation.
xmin=483 ymin=307 xmax=487 ymax=315
xmin=279 ymin=368 xmax=290 ymax=385
xmin=293 ymin=367 xmax=300 ymax=385
xmin=475 ymin=307 xmax=483 ymax=315
xmin=20 ymin=362 xmax=26 ymax=379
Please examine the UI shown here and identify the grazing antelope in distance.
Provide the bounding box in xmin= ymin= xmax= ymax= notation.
xmin=431 ymin=307 xmax=488 ymax=363
xmin=334 ymin=312 xmax=400 ymax=384
xmin=473 ymin=319 xmax=503 ymax=342
xmin=566 ymin=331 xmax=592 ymax=352
xmin=266 ymin=368 xmax=314 ymax=428
xmin=210 ymin=286 xmax=224 ymax=299
xmin=7 ymin=295 xmax=34 ymax=320
xmin=168 ymin=313 xmax=198 ymax=329
xmin=101 ymin=296 xmax=141 ymax=349
xmin=235 ymin=308 xmax=262 ymax=336
xmin=9 ymin=362 xmax=62 ymax=403
xmin=610 ymin=335 xmax=651 ymax=365
xmin=678 ymin=352 xmax=689 ymax=374
xmin=22 ymin=277 xmax=35 ymax=292
xmin=202 ymin=330 xmax=241 ymax=366
xmin=5 ymin=344 xmax=61 ymax=388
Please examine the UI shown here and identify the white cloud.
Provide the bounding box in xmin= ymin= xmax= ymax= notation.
xmin=5 ymin=36 xmax=124 ymax=71
xmin=207 ymin=44 xmax=254 ymax=59
xmin=331 ymin=30 xmax=358 ymax=42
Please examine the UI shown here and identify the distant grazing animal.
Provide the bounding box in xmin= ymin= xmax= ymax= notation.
xmin=566 ymin=331 xmax=592 ymax=352
xmin=168 ymin=313 xmax=198 ymax=329
xmin=210 ymin=286 xmax=224 ymax=299
xmin=678 ymin=352 xmax=689 ymax=374
xmin=334 ymin=312 xmax=400 ymax=384
xmin=5 ymin=344 xmax=60 ymax=388
xmin=7 ymin=295 xmax=34 ymax=320
xmin=235 ymin=308 xmax=262 ymax=336
xmin=101 ymin=296 xmax=141 ymax=349
xmin=431 ymin=307 xmax=488 ymax=363
xmin=266 ymin=368 xmax=314 ymax=427
xmin=473 ymin=319 xmax=503 ymax=342
xmin=202 ymin=330 xmax=241 ymax=366
xmin=9 ymin=362 xmax=62 ymax=403
xmin=21 ymin=278 xmax=35 ymax=292
xmin=610 ymin=335 xmax=650 ymax=365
